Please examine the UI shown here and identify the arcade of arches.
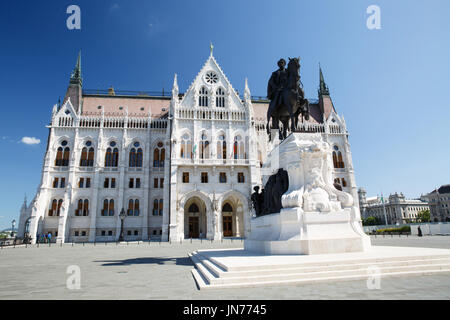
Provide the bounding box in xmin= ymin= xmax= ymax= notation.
xmin=182 ymin=193 xmax=246 ymax=239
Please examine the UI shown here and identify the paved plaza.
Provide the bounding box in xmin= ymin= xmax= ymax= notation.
xmin=0 ymin=236 xmax=449 ymax=300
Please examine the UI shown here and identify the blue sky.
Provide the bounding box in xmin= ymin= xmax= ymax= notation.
xmin=0 ymin=0 xmax=449 ymax=229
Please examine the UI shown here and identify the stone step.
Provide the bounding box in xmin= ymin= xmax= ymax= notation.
xmin=189 ymin=251 xmax=450 ymax=289
xmin=188 ymin=252 xmax=214 ymax=285
xmin=198 ymin=255 xmax=450 ymax=279
xmin=194 ymin=268 xmax=450 ymax=290
xmin=205 ymin=263 xmax=450 ymax=285
xmin=199 ymin=251 xmax=450 ymax=272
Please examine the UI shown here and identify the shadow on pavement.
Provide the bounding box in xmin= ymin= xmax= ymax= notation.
xmin=95 ymin=256 xmax=193 ymax=266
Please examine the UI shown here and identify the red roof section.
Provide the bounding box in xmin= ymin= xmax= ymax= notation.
xmin=81 ymin=95 xmax=170 ymax=117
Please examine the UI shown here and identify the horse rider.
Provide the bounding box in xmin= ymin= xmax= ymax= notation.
xmin=267 ymin=59 xmax=289 ymax=122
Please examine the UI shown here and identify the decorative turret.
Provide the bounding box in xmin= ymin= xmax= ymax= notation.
xmin=318 ymin=65 xmax=329 ymax=96
xmin=70 ymin=51 xmax=82 ymax=86
xmin=172 ymin=73 xmax=179 ymax=97
xmin=63 ymin=51 xmax=83 ymax=113
xmin=244 ymin=77 xmax=253 ymax=118
xmin=21 ymin=194 xmax=27 ymax=211
xmin=317 ymin=65 xmax=336 ymax=121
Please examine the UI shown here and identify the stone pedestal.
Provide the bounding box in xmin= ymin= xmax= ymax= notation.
xmin=245 ymin=133 xmax=371 ymax=255
xmin=244 ymin=207 xmax=370 ymax=255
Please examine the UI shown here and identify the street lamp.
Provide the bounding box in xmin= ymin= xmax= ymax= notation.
xmin=11 ymin=219 xmax=16 ymax=237
xmin=119 ymin=208 xmax=126 ymax=241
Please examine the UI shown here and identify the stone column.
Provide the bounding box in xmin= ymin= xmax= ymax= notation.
xmin=214 ymin=210 xmax=223 ymax=240
xmin=206 ymin=208 xmax=214 ymax=239
xmin=88 ymin=171 xmax=100 ymax=242
xmin=235 ymin=210 xmax=241 ymax=237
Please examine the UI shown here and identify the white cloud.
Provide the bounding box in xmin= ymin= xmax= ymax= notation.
xmin=21 ymin=137 xmax=41 ymax=145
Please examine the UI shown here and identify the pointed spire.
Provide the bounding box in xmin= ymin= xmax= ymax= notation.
xmin=209 ymin=42 xmax=214 ymax=57
xmin=244 ymin=77 xmax=251 ymax=100
xmin=172 ymin=73 xmax=179 ymax=96
xmin=318 ymin=63 xmax=329 ymax=96
xmin=70 ymin=50 xmax=82 ymax=86
xmin=21 ymin=194 xmax=27 ymax=210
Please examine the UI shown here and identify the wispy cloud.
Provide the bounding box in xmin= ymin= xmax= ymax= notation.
xmin=21 ymin=137 xmax=41 ymax=145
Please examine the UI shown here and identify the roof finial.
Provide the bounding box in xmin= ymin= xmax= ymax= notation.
xmin=210 ymin=42 xmax=214 ymax=56
xmin=70 ymin=50 xmax=82 ymax=86
xmin=318 ymin=63 xmax=329 ymax=96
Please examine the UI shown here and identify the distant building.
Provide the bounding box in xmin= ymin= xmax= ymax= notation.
xmin=424 ymin=185 xmax=450 ymax=222
xmin=358 ymin=189 xmax=429 ymax=224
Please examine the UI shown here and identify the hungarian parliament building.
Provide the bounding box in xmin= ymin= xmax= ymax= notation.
xmin=17 ymin=51 xmax=358 ymax=243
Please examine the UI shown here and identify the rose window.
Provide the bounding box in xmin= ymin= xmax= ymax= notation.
xmin=205 ymin=71 xmax=218 ymax=84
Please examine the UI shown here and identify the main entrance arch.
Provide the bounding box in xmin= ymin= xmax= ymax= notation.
xmin=219 ymin=190 xmax=249 ymax=238
xmin=184 ymin=196 xmax=207 ymax=239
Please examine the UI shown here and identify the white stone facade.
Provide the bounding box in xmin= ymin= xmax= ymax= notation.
xmin=18 ymin=52 xmax=358 ymax=243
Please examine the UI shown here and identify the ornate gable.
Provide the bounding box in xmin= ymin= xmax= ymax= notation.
xmin=179 ymin=53 xmax=244 ymax=111
xmin=55 ymin=98 xmax=77 ymax=118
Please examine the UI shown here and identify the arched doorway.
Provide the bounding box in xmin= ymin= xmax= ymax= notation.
xmin=184 ymin=197 xmax=207 ymax=239
xmin=222 ymin=203 xmax=233 ymax=237
xmin=219 ymin=190 xmax=250 ymax=238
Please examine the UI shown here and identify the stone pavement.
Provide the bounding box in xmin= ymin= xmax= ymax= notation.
xmin=0 ymin=236 xmax=449 ymax=300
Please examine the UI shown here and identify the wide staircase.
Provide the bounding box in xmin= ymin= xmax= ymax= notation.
xmin=189 ymin=249 xmax=450 ymax=290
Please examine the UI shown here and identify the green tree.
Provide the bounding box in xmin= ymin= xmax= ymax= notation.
xmin=363 ymin=216 xmax=382 ymax=226
xmin=416 ymin=209 xmax=430 ymax=223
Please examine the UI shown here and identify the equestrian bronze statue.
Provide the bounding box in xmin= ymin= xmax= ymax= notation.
xmin=267 ymin=58 xmax=310 ymax=141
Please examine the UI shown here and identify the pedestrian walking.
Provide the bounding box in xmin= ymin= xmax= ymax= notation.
xmin=418 ymin=226 xmax=423 ymax=237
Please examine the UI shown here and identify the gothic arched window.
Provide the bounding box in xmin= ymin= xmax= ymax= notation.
xmin=105 ymin=148 xmax=112 ymax=167
xmin=87 ymin=147 xmax=94 ymax=166
xmin=128 ymin=199 xmax=140 ymax=216
xmin=102 ymin=199 xmax=115 ymax=216
xmin=112 ymin=148 xmax=119 ymax=167
xmin=55 ymin=140 xmax=70 ymax=166
xmin=233 ymin=135 xmax=245 ymax=159
xmin=199 ymin=87 xmax=208 ymax=107
xmin=105 ymin=142 xmax=119 ymax=167
xmin=136 ymin=148 xmax=143 ymax=167
xmin=49 ymin=199 xmax=58 ymax=216
xmin=338 ymin=151 xmax=345 ymax=168
xmin=55 ymin=147 xmax=63 ymax=166
xmin=332 ymin=145 xmax=345 ymax=169
xmin=153 ymin=199 xmax=159 ymax=215
xmin=153 ymin=142 xmax=165 ymax=167
xmin=217 ymin=133 xmax=226 ymax=160
xmin=129 ymin=142 xmax=143 ymax=167
xmin=129 ymin=148 xmax=136 ymax=167
xmin=216 ymin=87 xmax=225 ymax=107
xmin=159 ymin=199 xmax=163 ymax=215
xmin=62 ymin=147 xmax=70 ymax=166
xmin=180 ymin=133 xmax=192 ymax=159
xmin=75 ymin=199 xmax=89 ymax=216
xmin=200 ymin=132 xmax=209 ymax=159
xmin=80 ymin=147 xmax=88 ymax=166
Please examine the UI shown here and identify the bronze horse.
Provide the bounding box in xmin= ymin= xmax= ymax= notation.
xmin=267 ymin=57 xmax=309 ymax=140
